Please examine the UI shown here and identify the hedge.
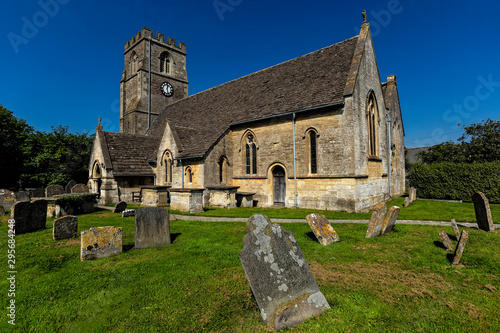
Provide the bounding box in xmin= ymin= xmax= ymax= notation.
xmin=407 ymin=162 xmax=500 ymax=203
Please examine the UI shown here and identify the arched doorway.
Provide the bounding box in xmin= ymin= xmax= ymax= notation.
xmin=92 ymin=162 xmax=102 ymax=198
xmin=272 ymin=166 xmax=286 ymax=205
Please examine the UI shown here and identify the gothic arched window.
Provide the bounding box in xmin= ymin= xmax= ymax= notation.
xmin=308 ymin=130 xmax=318 ymax=174
xmin=185 ymin=166 xmax=193 ymax=184
xmin=163 ymin=151 xmax=173 ymax=183
xmin=367 ymin=93 xmax=378 ymax=157
xmin=130 ymin=52 xmax=138 ymax=73
xmin=160 ymin=52 xmax=172 ymax=74
xmin=244 ymin=133 xmax=257 ymax=174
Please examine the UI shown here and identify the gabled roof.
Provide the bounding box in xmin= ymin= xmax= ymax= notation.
xmin=103 ymin=132 xmax=156 ymax=176
xmin=146 ymin=35 xmax=361 ymax=159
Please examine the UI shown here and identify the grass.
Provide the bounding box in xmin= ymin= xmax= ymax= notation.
xmin=0 ymin=209 xmax=499 ymax=332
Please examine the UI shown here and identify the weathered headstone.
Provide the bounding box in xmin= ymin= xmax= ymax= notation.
xmin=14 ymin=191 xmax=30 ymax=202
xmin=0 ymin=205 xmax=5 ymax=215
xmin=122 ymin=209 xmax=135 ymax=217
xmin=409 ymin=187 xmax=417 ymax=202
xmin=113 ymin=201 xmax=127 ymax=213
xmin=366 ymin=203 xmax=387 ymax=238
xmin=381 ymin=206 xmax=400 ymax=235
xmin=71 ymin=184 xmax=89 ymax=194
xmin=305 ymin=213 xmax=339 ymax=245
xmin=439 ymin=230 xmax=454 ymax=251
xmin=403 ymin=197 xmax=410 ymax=207
xmin=452 ymin=230 xmax=469 ymax=265
xmin=0 ymin=189 xmax=16 ymax=210
xmin=451 ymin=219 xmax=460 ymax=239
xmin=53 ymin=215 xmax=78 ymax=240
xmin=46 ymin=185 xmax=65 ymax=197
xmin=28 ymin=188 xmax=45 ymax=197
xmin=239 ymin=214 xmax=330 ymax=331
xmin=472 ymin=192 xmax=494 ymax=232
xmin=65 ymin=180 xmax=77 ymax=193
xmin=10 ymin=200 xmax=47 ymax=235
xmin=135 ymin=208 xmax=171 ymax=249
xmin=80 ymin=226 xmax=122 ymax=260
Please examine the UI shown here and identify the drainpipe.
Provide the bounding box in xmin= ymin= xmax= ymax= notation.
xmin=148 ymin=37 xmax=151 ymax=129
xmin=386 ymin=114 xmax=392 ymax=197
xmin=292 ymin=113 xmax=298 ymax=208
xmin=180 ymin=160 xmax=184 ymax=189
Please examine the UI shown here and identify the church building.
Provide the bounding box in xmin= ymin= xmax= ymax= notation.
xmin=88 ymin=15 xmax=405 ymax=212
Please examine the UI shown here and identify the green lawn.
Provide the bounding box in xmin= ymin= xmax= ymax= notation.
xmin=1 ymin=210 xmax=499 ymax=332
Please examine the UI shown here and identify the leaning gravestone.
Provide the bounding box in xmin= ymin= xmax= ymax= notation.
xmin=71 ymin=184 xmax=89 ymax=194
xmin=239 ymin=214 xmax=330 ymax=331
xmin=53 ymin=215 xmax=78 ymax=240
xmin=403 ymin=197 xmax=411 ymax=207
xmin=381 ymin=206 xmax=400 ymax=235
xmin=46 ymin=185 xmax=65 ymax=197
xmin=65 ymin=180 xmax=77 ymax=193
xmin=135 ymin=208 xmax=171 ymax=249
xmin=366 ymin=203 xmax=387 ymax=238
xmin=10 ymin=200 xmax=47 ymax=235
xmin=305 ymin=213 xmax=339 ymax=245
xmin=472 ymin=192 xmax=494 ymax=232
xmin=452 ymin=230 xmax=469 ymax=265
xmin=409 ymin=187 xmax=417 ymax=202
xmin=122 ymin=209 xmax=135 ymax=218
xmin=451 ymin=219 xmax=460 ymax=239
xmin=80 ymin=226 xmax=122 ymax=260
xmin=439 ymin=230 xmax=454 ymax=251
xmin=113 ymin=201 xmax=128 ymax=213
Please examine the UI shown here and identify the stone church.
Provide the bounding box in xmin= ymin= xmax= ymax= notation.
xmin=88 ymin=16 xmax=405 ymax=212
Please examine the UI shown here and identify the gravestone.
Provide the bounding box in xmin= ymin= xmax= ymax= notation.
xmin=451 ymin=219 xmax=460 ymax=239
xmin=439 ymin=230 xmax=454 ymax=251
xmin=14 ymin=191 xmax=30 ymax=202
xmin=409 ymin=187 xmax=417 ymax=202
xmin=452 ymin=230 xmax=469 ymax=265
xmin=10 ymin=200 xmax=47 ymax=235
xmin=381 ymin=206 xmax=400 ymax=235
xmin=305 ymin=213 xmax=339 ymax=245
xmin=113 ymin=201 xmax=127 ymax=213
xmin=472 ymin=192 xmax=494 ymax=232
xmin=122 ymin=209 xmax=135 ymax=218
xmin=135 ymin=207 xmax=171 ymax=249
xmin=239 ymin=214 xmax=330 ymax=330
xmin=65 ymin=180 xmax=77 ymax=193
xmin=0 ymin=205 xmax=5 ymax=215
xmin=53 ymin=215 xmax=78 ymax=240
xmin=366 ymin=203 xmax=387 ymax=238
xmin=80 ymin=226 xmax=122 ymax=260
xmin=46 ymin=185 xmax=64 ymax=197
xmin=28 ymin=188 xmax=45 ymax=197
xmin=403 ymin=197 xmax=410 ymax=207
xmin=71 ymin=184 xmax=89 ymax=194
xmin=0 ymin=189 xmax=16 ymax=210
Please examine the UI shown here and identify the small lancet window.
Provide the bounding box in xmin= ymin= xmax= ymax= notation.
xmin=185 ymin=167 xmax=193 ymax=184
xmin=244 ymin=133 xmax=257 ymax=175
xmin=367 ymin=93 xmax=378 ymax=157
xmin=163 ymin=151 xmax=173 ymax=183
xmin=160 ymin=52 xmax=172 ymax=74
xmin=309 ymin=131 xmax=317 ymax=174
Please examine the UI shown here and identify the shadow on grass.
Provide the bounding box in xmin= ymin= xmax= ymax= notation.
xmin=446 ymin=253 xmax=455 ymax=263
xmin=123 ymin=244 xmax=135 ymax=252
xmin=433 ymin=240 xmax=448 ymax=250
xmin=306 ymin=231 xmax=319 ymax=243
xmin=171 ymin=233 xmax=181 ymax=243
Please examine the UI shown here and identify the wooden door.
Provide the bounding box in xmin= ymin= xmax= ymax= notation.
xmin=273 ymin=166 xmax=286 ymax=205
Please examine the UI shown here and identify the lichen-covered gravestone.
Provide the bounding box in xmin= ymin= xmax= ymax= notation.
xmin=80 ymin=226 xmax=122 ymax=260
xmin=403 ymin=197 xmax=410 ymax=207
xmin=381 ymin=206 xmax=400 ymax=235
xmin=10 ymin=200 xmax=47 ymax=235
xmin=14 ymin=191 xmax=30 ymax=202
xmin=71 ymin=184 xmax=89 ymax=194
xmin=239 ymin=214 xmax=330 ymax=331
xmin=452 ymin=230 xmax=469 ymax=265
xmin=472 ymin=192 xmax=494 ymax=232
xmin=135 ymin=207 xmax=171 ymax=249
xmin=366 ymin=203 xmax=387 ymax=238
xmin=65 ymin=180 xmax=77 ymax=193
xmin=439 ymin=230 xmax=454 ymax=251
xmin=46 ymin=185 xmax=64 ymax=197
xmin=113 ymin=201 xmax=128 ymax=213
xmin=305 ymin=213 xmax=339 ymax=245
xmin=451 ymin=219 xmax=460 ymax=239
xmin=53 ymin=215 xmax=78 ymax=240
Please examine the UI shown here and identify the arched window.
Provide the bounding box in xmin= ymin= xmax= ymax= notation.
xmin=185 ymin=166 xmax=193 ymax=184
xmin=219 ymin=157 xmax=228 ymax=184
xmin=163 ymin=151 xmax=173 ymax=183
xmin=367 ymin=93 xmax=378 ymax=157
xmin=159 ymin=52 xmax=172 ymax=74
xmin=244 ymin=133 xmax=257 ymax=174
xmin=130 ymin=52 xmax=138 ymax=73
xmin=309 ymin=130 xmax=318 ymax=174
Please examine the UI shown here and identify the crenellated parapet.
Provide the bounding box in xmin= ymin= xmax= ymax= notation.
xmin=124 ymin=27 xmax=187 ymax=53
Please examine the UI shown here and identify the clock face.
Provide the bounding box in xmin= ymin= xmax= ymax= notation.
xmin=161 ymin=82 xmax=174 ymax=97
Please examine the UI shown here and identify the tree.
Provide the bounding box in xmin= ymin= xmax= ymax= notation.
xmin=0 ymin=105 xmax=33 ymax=189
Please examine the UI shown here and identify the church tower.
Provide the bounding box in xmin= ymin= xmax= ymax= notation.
xmin=120 ymin=27 xmax=188 ymax=135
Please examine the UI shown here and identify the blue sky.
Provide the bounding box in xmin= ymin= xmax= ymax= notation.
xmin=1 ymin=0 xmax=499 ymax=148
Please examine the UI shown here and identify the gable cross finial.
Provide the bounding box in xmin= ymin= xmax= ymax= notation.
xmin=362 ymin=10 xmax=367 ymax=24
xmin=98 ymin=117 xmax=102 ymax=125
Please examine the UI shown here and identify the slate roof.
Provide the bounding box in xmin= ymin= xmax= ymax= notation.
xmin=145 ymin=35 xmax=360 ymax=158
xmin=104 ymin=132 xmax=156 ymax=175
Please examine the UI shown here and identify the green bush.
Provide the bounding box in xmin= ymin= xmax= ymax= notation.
xmin=407 ymin=162 xmax=500 ymax=203
xmin=56 ymin=194 xmax=98 ymax=215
